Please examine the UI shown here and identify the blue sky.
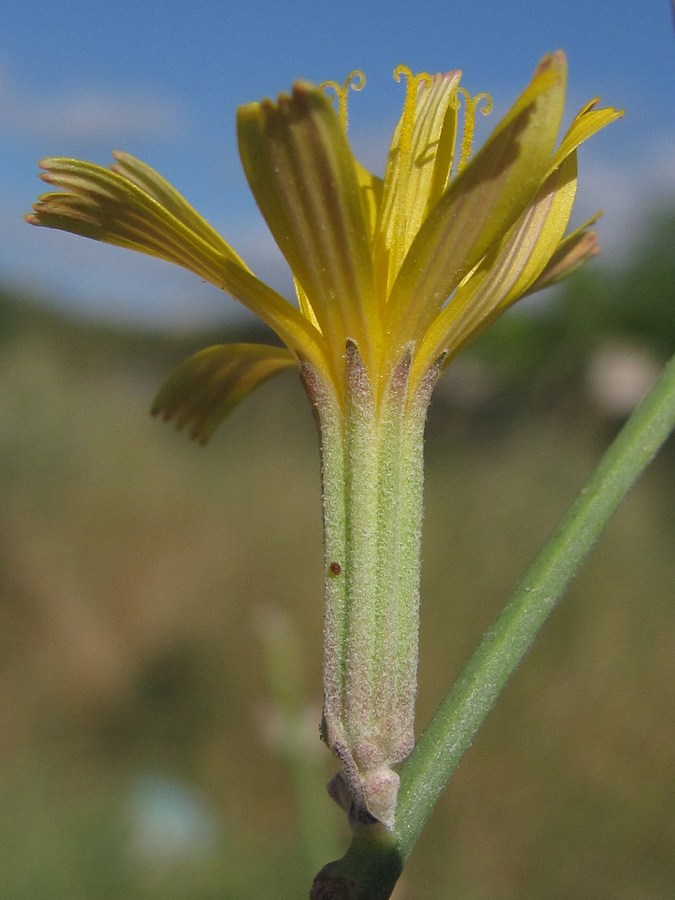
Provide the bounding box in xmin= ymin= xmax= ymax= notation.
xmin=1 ymin=0 xmax=674 ymax=330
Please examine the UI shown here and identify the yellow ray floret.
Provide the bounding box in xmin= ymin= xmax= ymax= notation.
xmin=27 ymin=52 xmax=622 ymax=436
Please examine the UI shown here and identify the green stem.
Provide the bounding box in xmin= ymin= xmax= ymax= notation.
xmin=311 ymin=350 xmax=675 ymax=898
xmin=303 ymin=342 xmax=436 ymax=829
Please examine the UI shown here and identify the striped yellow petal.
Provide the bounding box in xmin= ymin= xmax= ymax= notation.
xmin=525 ymin=215 xmax=602 ymax=294
xmin=28 ymin=157 xmax=328 ymax=376
xmin=548 ymin=99 xmax=623 ymax=174
xmin=374 ymin=68 xmax=461 ymax=300
xmin=354 ymin=159 xmax=383 ymax=242
xmin=414 ymin=152 xmax=577 ymax=377
xmin=152 ymin=343 xmax=297 ymax=443
xmin=237 ymin=83 xmax=378 ymax=367
xmin=27 ymin=56 xmax=622 ymax=420
xmin=109 ymin=151 xmax=248 ymax=266
xmin=31 ymin=157 xmax=241 ymax=276
xmin=386 ymin=51 xmax=567 ymax=353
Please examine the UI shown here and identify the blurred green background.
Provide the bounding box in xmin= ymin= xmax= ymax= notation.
xmin=1 ymin=209 xmax=674 ymax=899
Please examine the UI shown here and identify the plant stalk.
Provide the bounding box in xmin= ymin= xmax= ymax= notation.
xmin=302 ymin=341 xmax=438 ymax=828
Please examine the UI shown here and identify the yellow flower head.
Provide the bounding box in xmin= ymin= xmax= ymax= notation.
xmin=27 ymin=51 xmax=621 ymax=440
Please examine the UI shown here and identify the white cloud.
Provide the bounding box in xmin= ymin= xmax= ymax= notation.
xmin=0 ymin=67 xmax=183 ymax=141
